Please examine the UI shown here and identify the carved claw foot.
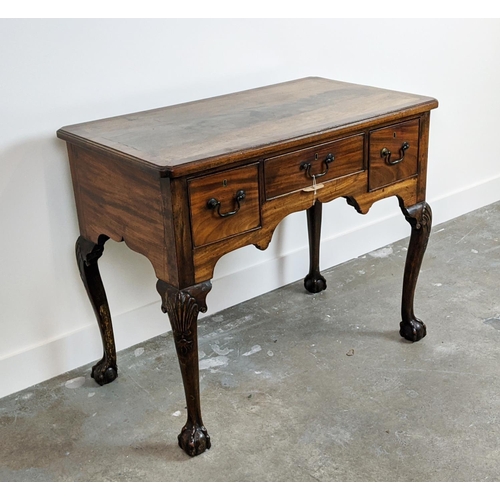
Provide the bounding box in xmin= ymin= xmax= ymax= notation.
xmin=398 ymin=201 xmax=432 ymax=343
xmin=178 ymin=423 xmax=211 ymax=457
xmin=399 ymin=318 xmax=427 ymax=342
xmin=304 ymin=271 xmax=327 ymax=294
xmin=91 ymin=356 xmax=118 ymax=385
xmin=157 ymin=280 xmax=213 ymax=456
xmin=76 ymin=236 xmax=118 ymax=385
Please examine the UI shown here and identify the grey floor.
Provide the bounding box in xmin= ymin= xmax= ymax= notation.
xmin=2 ymin=201 xmax=500 ymax=482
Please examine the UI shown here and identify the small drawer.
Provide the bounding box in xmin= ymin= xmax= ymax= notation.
xmin=264 ymin=135 xmax=364 ymax=200
xmin=369 ymin=119 xmax=420 ymax=191
xmin=188 ymin=163 xmax=260 ymax=247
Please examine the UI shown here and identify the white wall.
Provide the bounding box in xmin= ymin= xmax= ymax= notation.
xmin=1 ymin=19 xmax=499 ymax=398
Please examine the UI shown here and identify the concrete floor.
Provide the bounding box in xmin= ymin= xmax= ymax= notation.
xmin=2 ymin=201 xmax=500 ymax=482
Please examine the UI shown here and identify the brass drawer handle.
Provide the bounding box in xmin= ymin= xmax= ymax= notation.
xmin=300 ymin=153 xmax=335 ymax=178
xmin=380 ymin=142 xmax=409 ymax=166
xmin=207 ymin=189 xmax=246 ymax=218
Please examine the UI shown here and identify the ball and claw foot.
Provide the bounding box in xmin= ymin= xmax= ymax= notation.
xmin=91 ymin=357 xmax=118 ymax=386
xmin=399 ymin=318 xmax=427 ymax=342
xmin=304 ymin=271 xmax=327 ymax=294
xmin=178 ymin=423 xmax=211 ymax=457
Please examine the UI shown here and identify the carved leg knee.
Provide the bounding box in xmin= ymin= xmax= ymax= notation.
xmin=157 ymin=280 xmax=212 ymax=456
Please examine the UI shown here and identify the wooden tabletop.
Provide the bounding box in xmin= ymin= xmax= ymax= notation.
xmin=57 ymin=77 xmax=438 ymax=177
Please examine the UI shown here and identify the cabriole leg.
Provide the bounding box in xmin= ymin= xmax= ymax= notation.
xmin=75 ymin=236 xmax=118 ymax=385
xmin=399 ymin=201 xmax=432 ymax=342
xmin=157 ymin=280 xmax=212 ymax=457
xmin=304 ymin=201 xmax=327 ymax=293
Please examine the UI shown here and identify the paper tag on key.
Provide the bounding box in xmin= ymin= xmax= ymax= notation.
xmin=302 ymin=183 xmax=324 ymax=192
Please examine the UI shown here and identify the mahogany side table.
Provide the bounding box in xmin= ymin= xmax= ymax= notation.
xmin=57 ymin=77 xmax=438 ymax=456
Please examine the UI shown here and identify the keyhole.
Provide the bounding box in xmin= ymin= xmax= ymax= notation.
xmin=223 ymin=179 xmax=228 ymax=187
xmin=314 ymin=153 xmax=318 ymax=160
xmin=393 ymin=132 xmax=397 ymax=138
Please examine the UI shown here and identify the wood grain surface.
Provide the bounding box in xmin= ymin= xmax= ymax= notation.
xmin=57 ymin=77 xmax=437 ymax=177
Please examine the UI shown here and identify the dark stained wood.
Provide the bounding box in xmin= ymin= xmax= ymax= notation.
xmin=57 ymin=77 xmax=437 ymax=177
xmin=398 ymin=201 xmax=432 ymax=342
xmin=369 ymin=118 xmax=420 ymax=191
xmin=156 ymin=280 xmax=212 ymax=456
xmin=188 ymin=163 xmax=260 ymax=247
xmin=346 ymin=177 xmax=418 ymax=216
xmin=304 ymin=201 xmax=327 ymax=293
xmin=168 ymin=177 xmax=196 ymax=289
xmin=193 ymin=170 xmax=370 ymax=282
xmin=67 ymin=143 xmax=178 ymax=285
xmin=416 ymin=112 xmax=431 ymax=202
xmin=58 ymin=77 xmax=438 ymax=457
xmin=75 ymin=236 xmax=117 ymax=385
xmin=264 ymin=134 xmax=364 ymax=200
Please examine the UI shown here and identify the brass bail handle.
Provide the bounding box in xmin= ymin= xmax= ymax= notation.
xmin=207 ymin=189 xmax=246 ymax=218
xmin=380 ymin=142 xmax=409 ymax=166
xmin=300 ymin=152 xmax=335 ymax=178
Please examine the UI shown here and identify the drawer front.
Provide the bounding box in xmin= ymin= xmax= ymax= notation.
xmin=264 ymin=134 xmax=364 ymax=199
xmin=189 ymin=163 xmax=260 ymax=247
xmin=369 ymin=119 xmax=420 ymax=191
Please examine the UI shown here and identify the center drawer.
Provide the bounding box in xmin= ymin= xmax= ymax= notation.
xmin=188 ymin=163 xmax=260 ymax=248
xmin=264 ymin=134 xmax=364 ymax=199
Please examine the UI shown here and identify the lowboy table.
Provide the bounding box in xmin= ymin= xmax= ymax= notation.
xmin=57 ymin=77 xmax=438 ymax=456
